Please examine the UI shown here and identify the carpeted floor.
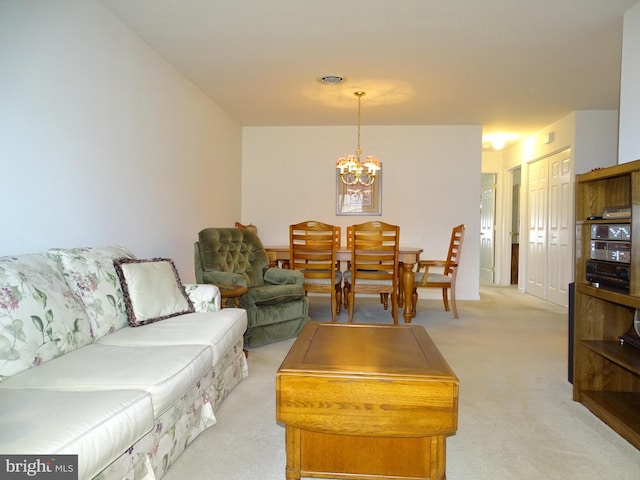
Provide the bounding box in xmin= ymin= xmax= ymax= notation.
xmin=163 ymin=286 xmax=640 ymax=479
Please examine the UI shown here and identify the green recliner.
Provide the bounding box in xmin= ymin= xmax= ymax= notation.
xmin=194 ymin=227 xmax=309 ymax=348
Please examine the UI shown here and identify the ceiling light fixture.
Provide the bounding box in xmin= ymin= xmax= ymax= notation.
xmin=336 ymin=91 xmax=380 ymax=186
xmin=319 ymin=75 xmax=344 ymax=85
xmin=491 ymin=135 xmax=506 ymax=150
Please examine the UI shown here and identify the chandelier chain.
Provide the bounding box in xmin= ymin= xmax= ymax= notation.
xmin=356 ymin=91 xmax=362 ymax=156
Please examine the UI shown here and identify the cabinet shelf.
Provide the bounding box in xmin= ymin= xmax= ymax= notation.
xmin=576 ymin=283 xmax=640 ymax=308
xmin=579 ymin=391 xmax=640 ymax=451
xmin=581 ymin=340 xmax=640 ymax=376
xmin=577 ymin=219 xmax=632 ymax=225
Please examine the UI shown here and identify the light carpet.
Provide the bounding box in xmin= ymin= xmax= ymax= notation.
xmin=163 ymin=286 xmax=640 ymax=479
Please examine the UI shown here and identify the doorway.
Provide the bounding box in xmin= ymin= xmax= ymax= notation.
xmin=511 ymin=167 xmax=521 ymax=284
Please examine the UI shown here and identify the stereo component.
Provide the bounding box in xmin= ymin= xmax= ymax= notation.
xmin=602 ymin=205 xmax=631 ymax=219
xmin=590 ymin=240 xmax=631 ymax=263
xmin=590 ymin=224 xmax=631 ymax=241
xmin=586 ymin=259 xmax=630 ymax=292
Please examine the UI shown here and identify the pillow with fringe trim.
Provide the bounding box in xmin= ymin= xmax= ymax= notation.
xmin=114 ymin=258 xmax=194 ymax=327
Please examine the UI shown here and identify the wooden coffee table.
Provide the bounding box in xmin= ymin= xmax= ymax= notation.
xmin=276 ymin=322 xmax=459 ymax=480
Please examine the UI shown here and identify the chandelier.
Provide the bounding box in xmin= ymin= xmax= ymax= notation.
xmin=336 ymin=91 xmax=380 ymax=186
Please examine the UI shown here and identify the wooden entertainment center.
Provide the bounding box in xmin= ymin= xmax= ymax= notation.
xmin=573 ymin=159 xmax=640 ymax=451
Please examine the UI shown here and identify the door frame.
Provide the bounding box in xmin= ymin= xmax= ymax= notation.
xmin=492 ymin=165 xmax=522 ymax=288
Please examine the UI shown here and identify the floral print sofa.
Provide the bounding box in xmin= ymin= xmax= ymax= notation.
xmin=0 ymin=246 xmax=248 ymax=479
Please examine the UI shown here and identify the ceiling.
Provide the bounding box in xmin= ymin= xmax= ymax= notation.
xmin=99 ymin=0 xmax=639 ymax=149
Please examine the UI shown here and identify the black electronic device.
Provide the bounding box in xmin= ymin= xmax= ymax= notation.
xmin=586 ymin=259 xmax=630 ymax=292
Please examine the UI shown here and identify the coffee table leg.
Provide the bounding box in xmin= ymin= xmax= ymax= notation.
xmin=430 ymin=435 xmax=447 ymax=480
xmin=285 ymin=426 xmax=301 ymax=480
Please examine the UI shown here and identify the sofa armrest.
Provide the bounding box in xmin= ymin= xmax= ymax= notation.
xmin=183 ymin=284 xmax=221 ymax=312
xmin=263 ymin=267 xmax=304 ymax=286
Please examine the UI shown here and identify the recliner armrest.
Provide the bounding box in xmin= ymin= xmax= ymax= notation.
xmin=202 ymin=271 xmax=248 ymax=287
xmin=264 ymin=267 xmax=304 ymax=286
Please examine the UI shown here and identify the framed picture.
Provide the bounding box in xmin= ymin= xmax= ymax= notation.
xmin=336 ymin=165 xmax=382 ymax=216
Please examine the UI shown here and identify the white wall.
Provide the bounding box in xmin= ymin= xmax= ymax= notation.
xmin=503 ymin=111 xmax=618 ymax=173
xmin=619 ymin=1 xmax=640 ymax=164
xmin=574 ymin=111 xmax=619 ymax=173
xmin=0 ymin=0 xmax=243 ymax=281
xmin=242 ymin=125 xmax=482 ymax=301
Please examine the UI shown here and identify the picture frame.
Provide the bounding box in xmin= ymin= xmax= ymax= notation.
xmin=336 ymin=164 xmax=382 ymax=216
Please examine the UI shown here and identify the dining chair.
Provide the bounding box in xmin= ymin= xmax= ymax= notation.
xmin=344 ymin=221 xmax=400 ymax=324
xmin=342 ymin=225 xmax=390 ymax=310
xmin=235 ymin=221 xmax=258 ymax=234
xmin=411 ymin=224 xmax=465 ymax=318
xmin=289 ymin=221 xmax=342 ymax=322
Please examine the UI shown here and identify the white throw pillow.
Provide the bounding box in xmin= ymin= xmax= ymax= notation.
xmin=114 ymin=258 xmax=194 ymax=327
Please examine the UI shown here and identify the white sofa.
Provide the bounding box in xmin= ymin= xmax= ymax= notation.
xmin=0 ymin=246 xmax=248 ymax=479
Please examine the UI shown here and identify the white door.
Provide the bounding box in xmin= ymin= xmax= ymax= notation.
xmin=480 ymin=173 xmax=496 ymax=284
xmin=546 ymin=150 xmax=572 ymax=306
xmin=527 ymin=159 xmax=547 ymax=299
xmin=526 ymin=149 xmax=572 ymax=306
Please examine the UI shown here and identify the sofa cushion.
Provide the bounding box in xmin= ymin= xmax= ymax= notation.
xmin=114 ymin=258 xmax=194 ymax=327
xmin=48 ymin=246 xmax=136 ymax=340
xmin=97 ymin=309 xmax=247 ymax=366
xmin=0 ymin=388 xmax=153 ymax=480
xmin=0 ymin=343 xmax=212 ymax=416
xmin=0 ymin=254 xmax=93 ymax=381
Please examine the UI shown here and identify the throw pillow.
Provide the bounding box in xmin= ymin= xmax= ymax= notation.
xmin=48 ymin=246 xmax=136 ymax=339
xmin=0 ymin=253 xmax=94 ymax=379
xmin=114 ymin=258 xmax=194 ymax=327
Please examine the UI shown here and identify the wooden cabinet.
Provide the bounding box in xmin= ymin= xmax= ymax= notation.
xmin=573 ymin=159 xmax=640 ymax=450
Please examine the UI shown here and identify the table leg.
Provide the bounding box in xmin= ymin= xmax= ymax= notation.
xmin=285 ymin=426 xmax=301 ymax=480
xmin=402 ymin=262 xmax=415 ymax=323
xmin=429 ymin=435 xmax=447 ymax=480
xmin=397 ymin=262 xmax=405 ymax=308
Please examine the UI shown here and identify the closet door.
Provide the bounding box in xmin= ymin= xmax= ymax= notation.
xmin=527 ymin=159 xmax=547 ymax=299
xmin=526 ymin=149 xmax=572 ymax=306
xmin=546 ymin=150 xmax=572 ymax=306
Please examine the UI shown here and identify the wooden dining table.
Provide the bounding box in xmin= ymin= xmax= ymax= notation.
xmin=264 ymin=245 xmax=423 ymax=323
